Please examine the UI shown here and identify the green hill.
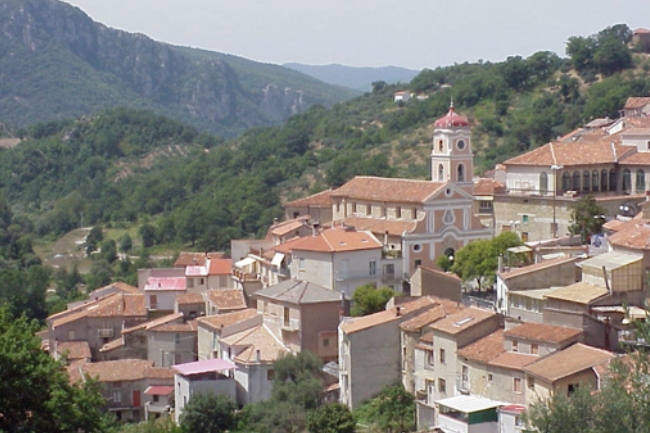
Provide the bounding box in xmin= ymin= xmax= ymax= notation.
xmin=0 ymin=0 xmax=356 ymax=138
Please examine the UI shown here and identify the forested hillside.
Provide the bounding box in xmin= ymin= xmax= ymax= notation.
xmin=0 ymin=0 xmax=356 ymax=137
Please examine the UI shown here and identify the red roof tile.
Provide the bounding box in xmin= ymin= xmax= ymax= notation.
xmin=474 ymin=178 xmax=506 ymax=196
xmin=144 ymin=277 xmax=186 ymax=291
xmin=504 ymin=141 xmax=635 ymax=166
xmin=504 ymin=323 xmax=582 ymax=343
xmin=209 ymin=258 xmax=232 ymax=275
xmin=205 ymin=289 xmax=248 ymax=311
xmin=498 ymin=257 xmax=576 ymax=280
xmin=287 ymin=228 xmax=382 ymax=253
xmin=331 ymin=176 xmax=445 ymax=203
xmin=457 ymin=330 xmax=504 ymax=364
xmin=197 ymin=309 xmax=259 ymax=331
xmin=285 ymin=189 xmax=334 ymax=207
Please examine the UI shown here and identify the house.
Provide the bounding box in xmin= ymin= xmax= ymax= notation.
xmin=204 ymin=288 xmax=249 ymax=315
xmin=409 ymin=265 xmax=462 ymax=301
xmin=497 ymin=404 xmax=526 ymax=433
xmin=394 ymin=91 xmax=411 ymax=102
xmin=173 ymin=358 xmax=237 ymax=424
xmin=143 ymin=385 xmax=175 ymax=421
xmin=523 ymin=343 xmax=615 ymax=401
xmin=339 ymin=297 xmax=446 ymax=409
xmin=254 ymin=279 xmax=342 ymax=361
xmin=86 ymin=281 xmax=140 ymax=302
xmin=138 ymin=268 xmax=186 ymax=312
xmin=53 ymin=340 xmax=91 ymax=364
xmin=184 ymin=257 xmax=233 ymax=291
xmin=174 ymin=292 xmax=206 ymax=318
xmin=68 ymin=359 xmax=174 ymax=423
xmin=196 ymin=309 xmax=260 ymax=361
xmin=632 ymin=29 xmax=650 ymax=53
xmin=284 ymin=189 xmax=335 ymax=224
xmin=220 ymin=324 xmax=290 ymax=405
xmin=47 ymin=292 xmax=147 ymax=361
xmin=433 ymin=395 xmax=503 ymax=433
xmin=174 ymin=251 xmax=225 ymax=268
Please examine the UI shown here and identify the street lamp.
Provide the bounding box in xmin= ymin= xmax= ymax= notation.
xmin=551 ymin=165 xmax=564 ymax=238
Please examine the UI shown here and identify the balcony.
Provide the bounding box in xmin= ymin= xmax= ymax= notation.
xmin=232 ymin=269 xmax=260 ymax=282
xmin=456 ymin=377 xmax=470 ymax=394
xmin=281 ymin=318 xmax=300 ymax=332
xmin=382 ymin=249 xmax=402 ymax=259
xmin=619 ymin=329 xmax=649 ymax=347
xmin=98 ymin=328 xmax=114 ymax=338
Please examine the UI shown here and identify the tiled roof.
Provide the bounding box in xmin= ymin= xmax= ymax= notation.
xmin=96 ymin=281 xmax=140 ymax=294
xmin=174 ymin=251 xmax=225 ymax=267
xmin=56 ymin=341 xmax=91 ymax=360
xmin=624 ymin=97 xmax=650 ymax=109
xmin=634 ymin=28 xmax=650 ymax=34
xmin=221 ymin=325 xmax=289 ymax=364
xmin=504 ymin=323 xmax=582 ymax=344
xmin=197 ymin=308 xmax=259 ymax=331
xmin=418 ymin=265 xmax=462 ymax=282
xmin=149 ymin=319 xmax=198 ymax=333
xmin=498 ymin=257 xmax=576 ymax=280
xmin=208 ymin=258 xmax=232 ymax=275
xmin=255 ymin=280 xmax=341 ymax=304
xmin=285 ymin=189 xmax=334 ymax=207
xmin=176 ymin=292 xmax=204 ymax=305
xmin=457 ymin=330 xmax=504 ymax=364
xmin=99 ymin=337 xmax=125 ymax=353
xmin=430 ymin=307 xmax=496 ymax=335
xmin=503 ymin=141 xmax=635 ymax=166
xmin=331 ymin=176 xmax=445 ymax=203
xmin=51 ymin=293 xmax=146 ymax=328
xmin=524 ymin=343 xmax=615 ymax=382
xmin=339 ymin=216 xmax=418 ymax=236
xmin=268 ymin=216 xmax=310 ymax=237
xmin=340 ymin=297 xmax=439 ymax=334
xmin=620 ymin=151 xmax=650 ymax=165
xmin=205 ymin=289 xmax=248 ymax=311
xmin=144 ymin=277 xmax=186 ymax=291
xmin=580 ymin=250 xmax=642 ymax=271
xmin=488 ymin=352 xmax=537 ymax=370
xmin=400 ymin=305 xmax=448 ymax=332
xmin=145 ymin=385 xmax=174 ymax=396
xmin=70 ymin=359 xmax=174 ymax=383
xmin=544 ymin=282 xmax=609 ymax=304
xmin=123 ymin=313 xmax=184 ymax=334
xmin=474 ymin=178 xmax=506 ymax=196
xmin=288 ymin=228 xmax=382 ymax=253
xmin=608 ymin=220 xmax=650 ymax=250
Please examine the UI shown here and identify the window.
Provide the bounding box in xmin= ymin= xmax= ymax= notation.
xmin=610 ymin=169 xmax=617 ymax=192
xmin=568 ymin=383 xmax=579 ymax=396
xmin=412 ymin=208 xmax=417 ymax=219
xmin=637 ymin=169 xmax=646 ymax=192
xmin=592 ymin=170 xmax=599 ymax=192
xmin=149 ymin=295 xmax=158 ymax=310
xmin=623 ymin=169 xmax=632 ymax=194
xmin=572 ymin=171 xmax=580 ymax=191
xmin=457 ymin=139 xmax=465 ymax=150
xmin=531 ymin=343 xmax=539 ymax=355
xmin=396 ymin=207 xmax=402 ymax=218
xmin=323 ymin=338 xmax=329 ymax=348
xmin=488 ymin=373 xmax=493 ymax=382
xmin=369 ymin=260 xmax=377 ymax=276
xmin=412 ymin=244 xmax=422 ymax=252
xmin=514 ymin=377 xmax=522 ymax=393
xmin=427 ymin=350 xmax=434 ymax=366
xmin=562 ymin=172 xmax=570 ymax=192
xmin=366 ymin=203 xmax=372 ymax=215
xmin=512 ymin=340 xmax=519 ymax=352
xmin=539 ymin=172 xmax=548 ymax=194
xmin=298 ymin=258 xmax=305 ymax=271
xmin=438 ymin=164 xmax=444 ymax=181
xmin=175 ymin=333 xmax=181 ymax=345
xmin=153 ymin=395 xmax=159 ymax=403
xmin=522 ymin=215 xmax=529 ymax=224
xmin=479 ymin=200 xmax=493 ymax=211
xmin=199 ymin=278 xmax=204 ymax=285
xmin=414 ymin=259 xmax=422 ymax=268
xmin=438 ymin=378 xmax=446 ymax=393
xmin=112 ymin=391 xmax=122 ymax=403
xmin=267 ymin=369 xmax=275 ymax=381
xmin=439 ymin=348 xmax=446 ymax=364
xmin=601 ymin=169 xmax=608 ymax=192
xmin=457 ymin=163 xmax=465 ymax=182
xmin=438 ymin=140 xmax=444 ymax=152
xmin=528 ymin=376 xmax=535 ymax=390
xmin=583 ymin=170 xmax=590 ymax=192
xmin=187 ymin=278 xmax=194 ymax=288
xmin=336 ymin=202 xmax=340 ymax=213
xmin=353 ymin=202 xmax=358 ymax=213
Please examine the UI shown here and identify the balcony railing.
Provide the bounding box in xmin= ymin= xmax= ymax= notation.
xmin=281 ymin=318 xmax=300 ymax=332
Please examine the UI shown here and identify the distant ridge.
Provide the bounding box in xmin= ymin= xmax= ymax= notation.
xmin=284 ymin=63 xmax=420 ymax=92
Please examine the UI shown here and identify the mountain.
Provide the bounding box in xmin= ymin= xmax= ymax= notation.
xmin=283 ymin=63 xmax=420 ymax=91
xmin=0 ymin=0 xmax=357 ymax=138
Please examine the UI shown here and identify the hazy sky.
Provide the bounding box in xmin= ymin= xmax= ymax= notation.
xmin=64 ymin=0 xmax=650 ymax=70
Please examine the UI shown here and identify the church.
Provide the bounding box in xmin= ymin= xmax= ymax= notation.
xmin=287 ymin=105 xmax=492 ymax=278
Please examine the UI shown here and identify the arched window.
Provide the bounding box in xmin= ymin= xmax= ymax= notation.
xmin=601 ymin=169 xmax=608 ymax=192
xmin=623 ymin=169 xmax=631 ymax=194
xmin=438 ymin=140 xmax=444 ymax=152
xmin=637 ymin=169 xmax=646 ymax=193
xmin=609 ymin=169 xmax=617 ymax=192
xmin=572 ymin=171 xmax=580 ymax=191
xmin=592 ymin=170 xmax=599 ymax=192
xmin=583 ymin=171 xmax=590 ymax=192
xmin=438 ymin=164 xmax=444 ymax=181
xmin=539 ymin=172 xmax=548 ymax=195
xmin=457 ymin=164 xmax=465 ymax=182
xmin=562 ymin=172 xmax=571 ymax=192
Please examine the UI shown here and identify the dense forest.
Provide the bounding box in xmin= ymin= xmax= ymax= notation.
xmin=0 ymin=24 xmax=648 ymax=322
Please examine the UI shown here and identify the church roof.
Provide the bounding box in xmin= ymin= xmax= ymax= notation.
xmin=434 ymin=106 xmax=469 ymax=128
xmin=331 ymin=176 xmax=445 ymax=203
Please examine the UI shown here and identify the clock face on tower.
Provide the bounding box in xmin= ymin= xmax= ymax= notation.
xmin=457 ymin=140 xmax=465 ymax=150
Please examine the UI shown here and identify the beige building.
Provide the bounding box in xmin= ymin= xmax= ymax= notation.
xmin=409 ymin=265 xmax=463 ymax=302
xmin=196 ymin=308 xmax=260 ymax=361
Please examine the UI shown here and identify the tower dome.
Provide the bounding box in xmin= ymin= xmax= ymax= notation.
xmin=434 ymin=105 xmax=469 ymax=129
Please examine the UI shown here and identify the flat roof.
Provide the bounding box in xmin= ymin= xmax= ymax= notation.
xmin=580 ymin=250 xmax=642 ymax=271
xmin=435 ymin=395 xmax=503 ymax=413
xmin=173 ymin=358 xmax=236 ymax=376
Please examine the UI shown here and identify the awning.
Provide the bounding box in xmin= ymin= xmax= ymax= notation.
xmin=235 ymin=257 xmax=255 ymax=269
xmin=271 ymin=253 xmax=285 ymax=267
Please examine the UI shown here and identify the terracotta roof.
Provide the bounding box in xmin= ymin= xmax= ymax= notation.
xmin=634 ymin=28 xmax=650 ymax=34
xmin=400 ymin=305 xmax=449 ymax=332
xmin=175 ymin=251 xmax=225 ymax=267
xmin=524 ymin=343 xmax=615 ymax=382
xmin=70 ymin=359 xmax=174 ymax=383
xmin=498 ymin=257 xmax=576 ymax=280
xmin=503 ymin=141 xmax=635 ymax=166
xmin=285 ymin=189 xmax=334 ymax=207
xmin=51 ymin=293 xmax=146 ymax=328
xmin=430 ymin=307 xmax=496 ymax=335
xmin=145 ymin=385 xmax=174 ymax=396
xmin=474 ymin=178 xmax=506 ymax=196
xmin=95 ymin=281 xmax=140 ymax=294
xmin=624 ymin=97 xmax=650 ymax=109
xmin=420 ymin=330 xmax=434 ymax=344
xmin=271 ymin=236 xmax=306 ymax=255
xmin=149 ymin=319 xmax=198 ymax=333
xmin=457 ymin=330 xmax=505 ymax=364
xmin=56 ymin=341 xmax=91 ymax=360
xmin=339 ymin=216 xmax=418 ymax=236
xmin=504 ymin=323 xmax=582 ymax=344
xmin=255 ymin=280 xmax=341 ymax=304
xmin=123 ymin=313 xmax=184 ymax=334
xmin=268 ymin=216 xmax=310 ymax=237
xmin=220 ymin=325 xmax=289 ymax=364
xmin=331 ymin=176 xmax=445 ymax=203
xmin=434 ymin=106 xmax=470 ymax=128
xmin=287 ymin=228 xmax=382 ymax=253
xmin=489 ymin=352 xmax=537 ymax=370
xmin=144 ymin=277 xmax=186 ymax=291
xmin=176 ymin=292 xmax=205 ymax=305
xmin=620 ymin=152 xmax=650 ymax=165
xmin=608 ymin=220 xmax=650 ymax=250
xmin=197 ymin=308 xmax=259 ymax=331
xmin=205 ymin=289 xmax=248 ymax=311
xmin=544 ymin=282 xmax=609 ymax=305
xmin=340 ymin=297 xmax=440 ymax=334
xmin=99 ymin=337 xmax=125 ymax=353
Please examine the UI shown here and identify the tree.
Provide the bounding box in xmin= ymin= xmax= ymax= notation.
xmin=450 ymin=232 xmax=522 ymax=290
xmin=351 ymin=284 xmax=396 ymax=316
xmin=179 ymin=393 xmax=236 ymax=433
xmin=119 ymin=233 xmax=133 ymax=253
xmin=85 ymin=225 xmax=103 ymax=255
xmin=355 ymin=383 xmax=415 ymax=433
xmin=307 ymin=403 xmax=356 ymax=433
xmin=0 ymin=306 xmax=109 ymax=432
xmin=139 ymin=224 xmax=157 ymax=248
xmin=568 ymin=195 xmax=605 ymax=243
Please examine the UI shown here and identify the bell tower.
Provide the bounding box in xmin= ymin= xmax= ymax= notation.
xmin=431 ymin=104 xmax=474 ymax=194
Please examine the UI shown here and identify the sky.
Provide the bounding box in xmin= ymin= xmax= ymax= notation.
xmin=63 ymin=0 xmax=650 ymax=71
